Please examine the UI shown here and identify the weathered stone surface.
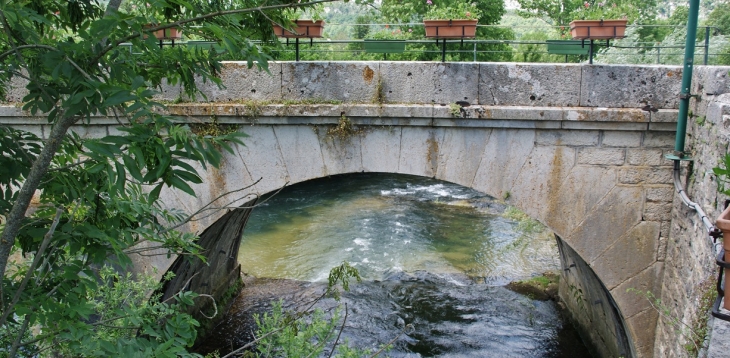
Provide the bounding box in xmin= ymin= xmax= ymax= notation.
xmin=591 ymin=221 xmax=660 ymax=289
xmin=273 ymin=125 xmax=326 ymax=184
xmin=435 ymin=128 xmax=490 ymax=187
xmin=618 ymin=167 xmax=673 ymax=185
xmin=566 ymin=185 xmax=643 ymax=264
xmin=197 ymin=62 xmax=282 ymax=102
xmin=694 ymin=66 xmax=730 ymax=96
xmin=603 ymin=131 xmax=642 ymax=147
xmin=471 ymin=129 xmax=535 ymax=200
xmin=580 ymin=65 xmax=682 ymax=109
xmin=360 ymin=128 xmax=402 ymax=173
xmin=68 ymin=125 xmax=108 ymax=139
xmin=626 ymin=148 xmax=667 ymax=166
xmin=544 ymin=166 xmax=617 ymax=238
xmin=398 ymin=127 xmax=445 ymax=178
xmin=535 ymin=130 xmax=600 ymax=146
xmin=316 ymin=128 xmax=364 ymax=177
xmin=576 ymin=148 xmax=625 ymax=165
xmin=565 ymin=107 xmax=648 ymax=122
xmin=459 ymin=105 xmax=564 ymax=121
xmin=479 ymin=63 xmax=582 ymax=106
xmin=509 ymin=145 xmax=576 ymax=235
xmin=235 ymin=125 xmax=289 ymax=194
xmin=282 ymin=62 xmax=379 ymax=103
xmin=610 ymin=262 xmax=664 ymax=318
xmin=646 ymin=186 xmax=674 ymax=202
xmin=643 ymin=132 xmax=676 ymax=147
xmin=625 ymin=308 xmax=660 ymax=358
xmin=561 ymin=121 xmax=648 ymax=131
xmin=651 ymin=109 xmax=679 ymax=123
xmin=381 ymin=62 xmax=479 ymax=105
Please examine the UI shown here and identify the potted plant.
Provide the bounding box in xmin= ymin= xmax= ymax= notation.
xmin=363 ymin=26 xmax=411 ymax=54
xmin=569 ymin=2 xmax=628 ymax=40
xmin=272 ymin=5 xmax=325 ymax=38
xmin=423 ymin=1 xmax=481 ymax=38
xmin=569 ymin=19 xmax=627 ymax=39
xmin=144 ymin=24 xmax=183 ymax=40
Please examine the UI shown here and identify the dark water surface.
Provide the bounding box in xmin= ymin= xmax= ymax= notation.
xmin=198 ymin=173 xmax=592 ymax=357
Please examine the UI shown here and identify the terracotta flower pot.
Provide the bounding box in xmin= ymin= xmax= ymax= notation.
xmin=716 ymin=205 xmax=730 ymax=309
xmin=423 ymin=19 xmax=477 ymax=39
xmin=569 ymin=19 xmax=627 ymax=40
xmin=272 ymin=20 xmax=325 ymax=38
xmin=144 ymin=24 xmax=182 ymax=40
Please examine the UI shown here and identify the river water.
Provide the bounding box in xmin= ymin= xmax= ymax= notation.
xmin=197 ymin=173 xmax=592 ymax=357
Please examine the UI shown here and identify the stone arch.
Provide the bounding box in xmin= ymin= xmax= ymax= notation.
xmin=153 ymin=122 xmax=665 ymax=356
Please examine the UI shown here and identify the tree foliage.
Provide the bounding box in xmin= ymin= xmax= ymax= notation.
xmin=0 ymin=0 xmax=340 ymax=355
xmin=516 ymin=0 xmax=658 ymax=26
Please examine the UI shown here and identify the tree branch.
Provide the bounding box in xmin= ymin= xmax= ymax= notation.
xmin=0 ymin=207 xmax=63 ymax=327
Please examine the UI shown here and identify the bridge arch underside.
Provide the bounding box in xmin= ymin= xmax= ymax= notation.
xmin=161 ymin=120 xmax=673 ymax=357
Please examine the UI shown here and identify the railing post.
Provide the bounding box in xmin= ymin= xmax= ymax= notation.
xmin=704 ymin=26 xmax=710 ymax=65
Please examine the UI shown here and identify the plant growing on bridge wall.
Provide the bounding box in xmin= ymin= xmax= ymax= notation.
xmin=326 ymin=115 xmax=365 ymax=142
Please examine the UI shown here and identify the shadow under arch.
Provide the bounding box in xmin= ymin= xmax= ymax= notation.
xmin=557 ymin=234 xmax=635 ymax=358
xmin=157 ymin=172 xmax=634 ymax=356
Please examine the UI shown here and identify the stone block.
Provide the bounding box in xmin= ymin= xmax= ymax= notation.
xmin=479 ymin=63 xmax=581 ymax=106
xmin=68 ymin=125 xmax=108 ymax=139
xmin=561 ymin=121 xmax=648 ymax=131
xmin=272 ymin=125 xmax=326 ymax=184
xmin=509 ymin=145 xmax=577 ymax=236
xmin=618 ymin=167 xmax=672 ymax=184
xmin=435 ymin=128 xmax=490 ymax=187
xmin=643 ymin=132 xmax=675 ymax=148
xmin=535 ymin=130 xmax=599 ymax=146
xmin=647 ymin=122 xmax=677 ymax=131
xmin=282 ymin=62 xmax=379 ymax=103
xmin=625 ymin=308 xmax=660 ymax=358
xmin=317 ymin=126 xmax=364 ymax=176
xmin=153 ymin=78 xmax=182 ymax=102
xmin=544 ymin=166 xmax=618 ymax=237
xmin=660 ymin=220 xmax=672 ymax=238
xmin=459 ymin=105 xmax=564 ymax=121
xmin=626 ymin=148 xmax=665 ymax=166
xmin=382 ymin=62 xmax=479 ymax=105
xmin=11 ymin=125 xmax=44 ymax=138
xmin=565 ymin=107 xmax=648 ymax=122
xmin=398 ymin=127 xmax=445 ymax=178
xmin=376 ymin=104 xmax=434 ymax=118
xmin=566 ymin=186 xmax=643 ymax=264
xmin=602 ymin=131 xmax=642 ymax=147
xmin=5 ymin=74 xmax=29 ymax=103
xmin=235 ymin=125 xmax=289 ymax=194
xmin=695 ymin=66 xmax=730 ymax=96
xmin=644 ymin=202 xmax=673 ymax=221
xmin=471 ymin=129 xmax=536 ymax=200
xmin=580 ymin=65 xmax=682 ymax=109
xmin=591 ymin=221 xmax=660 ymax=289
xmin=651 ymin=109 xmax=678 ymax=123
xmin=200 ymin=61 xmax=282 ymax=102
xmin=361 ymin=128 xmax=402 ymax=173
xmin=576 ymin=148 xmax=625 ymax=165
xmin=646 ymin=186 xmax=674 ymax=202
xmin=610 ymin=261 xmax=664 ymax=318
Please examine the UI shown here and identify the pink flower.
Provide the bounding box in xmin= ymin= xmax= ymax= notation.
xmin=409 ymin=28 xmax=413 ymax=32
xmin=584 ymin=2 xmax=589 ymax=8
xmin=427 ymin=0 xmax=433 ymax=5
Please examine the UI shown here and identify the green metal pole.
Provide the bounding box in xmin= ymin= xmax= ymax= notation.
xmin=674 ymin=0 xmax=701 ymax=157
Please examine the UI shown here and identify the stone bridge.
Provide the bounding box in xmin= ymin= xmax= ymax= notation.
xmin=4 ymin=62 xmax=730 ymax=357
